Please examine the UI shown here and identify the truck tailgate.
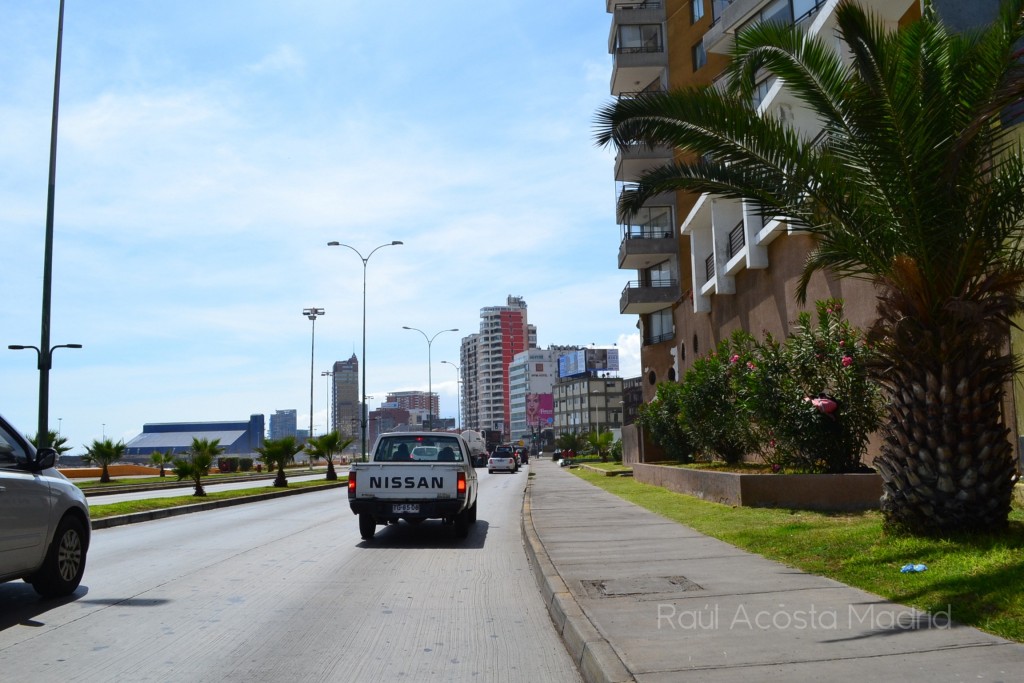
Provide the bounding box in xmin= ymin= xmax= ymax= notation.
xmin=351 ymin=463 xmax=461 ymax=500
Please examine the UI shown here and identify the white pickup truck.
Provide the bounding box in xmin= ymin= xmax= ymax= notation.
xmin=347 ymin=431 xmax=479 ymax=541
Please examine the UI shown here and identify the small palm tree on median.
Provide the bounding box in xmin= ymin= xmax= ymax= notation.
xmin=83 ymin=438 xmax=126 ymax=483
xmin=304 ymin=431 xmax=353 ymax=481
xmin=258 ymin=437 xmax=301 ymax=487
xmin=149 ymin=449 xmax=174 ymax=477
xmin=174 ymin=438 xmax=222 ymax=497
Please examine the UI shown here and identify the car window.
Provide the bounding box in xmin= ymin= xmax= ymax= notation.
xmin=0 ymin=422 xmax=29 ymax=468
xmin=374 ymin=436 xmax=463 ymax=462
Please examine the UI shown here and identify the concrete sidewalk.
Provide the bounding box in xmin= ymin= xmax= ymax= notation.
xmin=522 ymin=458 xmax=1024 ymax=683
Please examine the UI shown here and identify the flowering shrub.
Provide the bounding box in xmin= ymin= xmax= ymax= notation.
xmin=677 ymin=330 xmax=759 ymax=464
xmin=642 ymin=300 xmax=882 ymax=473
xmin=745 ymin=300 xmax=883 ymax=473
xmin=636 ymin=381 xmax=694 ymax=462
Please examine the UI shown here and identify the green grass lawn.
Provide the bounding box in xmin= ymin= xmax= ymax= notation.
xmin=89 ymin=479 xmax=344 ymax=519
xmin=572 ymin=468 xmax=1024 ymax=643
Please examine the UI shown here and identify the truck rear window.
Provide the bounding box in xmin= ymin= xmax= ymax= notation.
xmin=374 ymin=436 xmax=464 ymax=462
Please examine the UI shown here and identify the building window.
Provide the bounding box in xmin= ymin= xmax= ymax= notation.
xmin=692 ymin=41 xmax=707 ymax=71
xmin=647 ymin=370 xmax=657 ymax=385
xmin=693 ymin=334 xmax=699 ymax=356
xmin=691 ymin=0 xmax=705 ymax=23
xmin=617 ymin=24 xmax=663 ymax=54
xmin=667 ymin=367 xmax=676 ymax=382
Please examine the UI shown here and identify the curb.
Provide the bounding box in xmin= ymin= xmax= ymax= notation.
xmin=522 ymin=473 xmax=635 ymax=683
xmin=91 ymin=482 xmax=346 ymax=530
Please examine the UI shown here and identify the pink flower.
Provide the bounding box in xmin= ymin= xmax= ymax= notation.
xmin=730 ymin=354 xmax=740 ymax=363
xmin=839 ymin=340 xmax=845 ymax=347
xmin=841 ymin=355 xmax=853 ymax=367
xmin=746 ymin=361 xmax=756 ymax=370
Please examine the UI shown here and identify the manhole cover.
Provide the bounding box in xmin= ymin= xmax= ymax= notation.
xmin=581 ymin=576 xmax=703 ymax=598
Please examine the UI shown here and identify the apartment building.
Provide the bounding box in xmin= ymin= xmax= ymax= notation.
xmin=606 ymin=0 xmax=939 ymax=460
xmin=460 ymin=296 xmax=537 ymax=439
xmin=331 ymin=355 xmax=359 ymax=440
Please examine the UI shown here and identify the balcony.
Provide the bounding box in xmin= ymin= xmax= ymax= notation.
xmin=620 ymin=278 xmax=680 ymax=314
xmin=618 ymin=224 xmax=677 ymax=270
xmin=609 ymin=3 xmax=667 ymax=96
xmin=614 ymin=141 xmax=674 ymax=182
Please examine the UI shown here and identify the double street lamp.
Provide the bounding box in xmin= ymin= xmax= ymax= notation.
xmin=303 ymin=308 xmax=324 ymax=443
xmin=9 ymin=343 xmax=81 ymax=448
xmin=328 ymin=240 xmax=402 ymax=461
xmin=403 ymin=327 xmax=458 ymax=431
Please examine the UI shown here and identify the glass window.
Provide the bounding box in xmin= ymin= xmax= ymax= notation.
xmin=691 ymin=0 xmax=705 ymax=23
xmin=692 ymin=41 xmax=707 ymax=71
xmin=0 ymin=422 xmax=28 ymax=467
xmin=763 ymin=0 xmax=792 ymax=25
xmin=618 ymin=24 xmax=662 ymax=52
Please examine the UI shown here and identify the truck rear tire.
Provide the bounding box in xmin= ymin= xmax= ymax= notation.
xmin=359 ymin=514 xmax=376 ymax=540
xmin=469 ymin=500 xmax=477 ymax=524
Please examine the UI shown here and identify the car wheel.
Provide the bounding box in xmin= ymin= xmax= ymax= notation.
xmin=488 ymin=469 xmax=493 ymax=474
xmin=359 ymin=513 xmax=376 ymax=540
xmin=468 ymin=500 xmax=478 ymax=524
xmin=30 ymin=515 xmax=87 ymax=598
xmin=454 ymin=509 xmax=469 ymax=539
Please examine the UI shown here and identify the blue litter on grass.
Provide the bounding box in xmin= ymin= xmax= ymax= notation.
xmin=900 ymin=563 xmax=928 ymax=573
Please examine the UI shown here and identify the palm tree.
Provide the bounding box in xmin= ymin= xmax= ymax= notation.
xmin=305 ymin=431 xmax=353 ymax=481
xmin=173 ymin=438 xmax=222 ymax=496
xmin=149 ymin=450 xmax=174 ymax=477
xmin=257 ymin=437 xmax=300 ymax=487
xmin=82 ymin=438 xmax=126 ymax=483
xmin=595 ymin=0 xmax=1024 ymax=533
xmin=586 ymin=430 xmax=616 ymax=463
xmin=30 ymin=430 xmax=72 ymax=458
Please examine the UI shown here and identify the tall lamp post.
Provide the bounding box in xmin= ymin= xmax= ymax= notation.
xmin=19 ymin=0 xmax=69 ymax=451
xmin=327 ymin=240 xmax=402 ymax=461
xmin=321 ymin=370 xmax=334 ymax=434
xmin=441 ymin=360 xmax=461 ymax=431
xmin=403 ymin=326 xmax=458 ymax=431
xmin=302 ymin=308 xmax=324 ymax=444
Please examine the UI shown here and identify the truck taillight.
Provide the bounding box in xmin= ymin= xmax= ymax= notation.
xmin=348 ymin=472 xmax=356 ymax=498
xmin=457 ymin=471 xmax=466 ymax=497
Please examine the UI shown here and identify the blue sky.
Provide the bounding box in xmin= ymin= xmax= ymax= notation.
xmin=1 ymin=1 xmax=641 ymax=450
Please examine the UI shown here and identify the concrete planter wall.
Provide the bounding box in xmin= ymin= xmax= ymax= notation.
xmin=632 ymin=463 xmax=882 ymax=511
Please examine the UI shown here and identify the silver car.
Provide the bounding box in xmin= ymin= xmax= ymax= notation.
xmin=0 ymin=413 xmax=90 ymax=597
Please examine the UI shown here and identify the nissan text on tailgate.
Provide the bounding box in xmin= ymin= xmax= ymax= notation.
xmin=348 ymin=432 xmax=479 ymax=540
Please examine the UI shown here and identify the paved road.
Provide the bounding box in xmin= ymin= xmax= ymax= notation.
xmin=0 ymin=465 xmax=582 ymax=682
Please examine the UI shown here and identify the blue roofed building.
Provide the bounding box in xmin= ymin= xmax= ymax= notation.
xmin=124 ymin=414 xmax=265 ymax=459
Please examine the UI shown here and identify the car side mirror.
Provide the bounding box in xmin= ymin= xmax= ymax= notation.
xmin=34 ymin=447 xmax=57 ymax=470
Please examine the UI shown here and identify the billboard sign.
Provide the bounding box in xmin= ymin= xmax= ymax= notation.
xmin=527 ymin=393 xmax=554 ymax=427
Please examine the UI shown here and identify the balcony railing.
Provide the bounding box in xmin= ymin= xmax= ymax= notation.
xmin=614 ymin=1 xmax=663 ymax=9
xmin=643 ymin=331 xmax=674 ymax=345
xmin=622 ymin=224 xmax=674 ymax=240
xmin=615 ymin=43 xmax=664 ymax=55
xmin=727 ymin=220 xmax=745 ymax=258
xmin=704 ymin=253 xmax=715 ymax=283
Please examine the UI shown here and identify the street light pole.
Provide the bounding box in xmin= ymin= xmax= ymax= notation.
xmin=327 ymin=240 xmax=402 ymax=461
xmin=303 ymin=308 xmax=324 ymax=444
xmin=321 ymin=370 xmax=334 ymax=434
xmin=441 ymin=360 xmax=461 ymax=431
xmin=25 ymin=0 xmax=67 ymax=451
xmin=403 ymin=327 xmax=458 ymax=431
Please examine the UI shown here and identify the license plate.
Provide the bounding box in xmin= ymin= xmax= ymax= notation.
xmin=393 ymin=503 xmax=420 ymax=514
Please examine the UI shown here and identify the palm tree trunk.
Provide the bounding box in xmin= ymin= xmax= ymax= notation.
xmin=274 ymin=463 xmax=288 ymax=487
xmin=874 ymin=330 xmax=1019 ymax=533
